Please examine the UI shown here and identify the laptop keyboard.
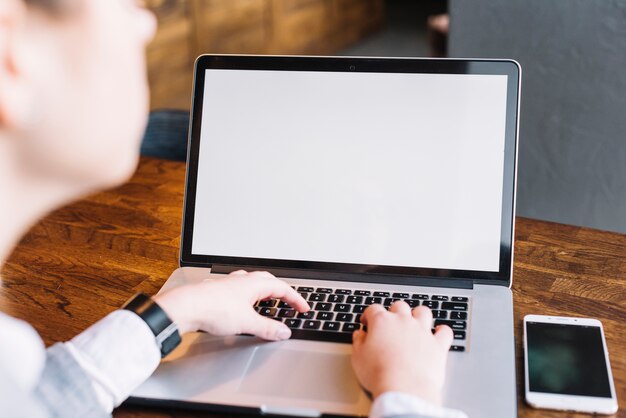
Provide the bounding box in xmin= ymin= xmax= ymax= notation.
xmin=255 ymin=286 xmax=470 ymax=352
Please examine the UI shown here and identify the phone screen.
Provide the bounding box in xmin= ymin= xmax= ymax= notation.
xmin=527 ymin=322 xmax=612 ymax=398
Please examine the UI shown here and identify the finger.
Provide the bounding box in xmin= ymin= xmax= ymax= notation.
xmin=361 ymin=304 xmax=386 ymax=326
xmin=251 ymin=277 xmax=310 ymax=312
xmin=434 ymin=325 xmax=454 ymax=350
xmin=389 ymin=300 xmax=411 ymax=316
xmin=352 ymin=329 xmax=366 ymax=350
xmin=230 ymin=270 xmax=248 ymax=276
xmin=240 ymin=312 xmax=292 ymax=341
xmin=411 ymin=305 xmax=433 ymax=330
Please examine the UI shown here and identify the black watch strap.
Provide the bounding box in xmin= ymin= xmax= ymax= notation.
xmin=122 ymin=293 xmax=181 ymax=358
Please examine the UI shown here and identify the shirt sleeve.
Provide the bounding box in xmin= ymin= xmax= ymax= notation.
xmin=370 ymin=392 xmax=469 ymax=418
xmin=34 ymin=343 xmax=109 ymax=418
xmin=66 ymin=309 xmax=161 ymax=413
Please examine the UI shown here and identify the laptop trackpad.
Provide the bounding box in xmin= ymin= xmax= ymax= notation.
xmin=238 ymin=347 xmax=361 ymax=403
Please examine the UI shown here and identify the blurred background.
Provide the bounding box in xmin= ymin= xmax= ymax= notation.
xmin=143 ymin=0 xmax=626 ymax=235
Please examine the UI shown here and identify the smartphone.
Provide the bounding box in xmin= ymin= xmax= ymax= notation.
xmin=524 ymin=315 xmax=618 ymax=414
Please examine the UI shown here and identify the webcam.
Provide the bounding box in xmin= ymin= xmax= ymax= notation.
xmin=349 ymin=65 xmax=356 ymax=71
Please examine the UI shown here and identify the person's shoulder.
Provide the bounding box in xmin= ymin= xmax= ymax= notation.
xmin=0 ymin=312 xmax=46 ymax=391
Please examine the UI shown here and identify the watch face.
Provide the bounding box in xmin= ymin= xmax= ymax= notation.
xmin=156 ymin=322 xmax=182 ymax=357
xmin=159 ymin=327 xmax=182 ymax=357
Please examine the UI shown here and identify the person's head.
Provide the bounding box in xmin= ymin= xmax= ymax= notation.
xmin=0 ymin=0 xmax=156 ymax=196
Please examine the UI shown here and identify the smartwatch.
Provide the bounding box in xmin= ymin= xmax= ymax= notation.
xmin=122 ymin=292 xmax=181 ymax=357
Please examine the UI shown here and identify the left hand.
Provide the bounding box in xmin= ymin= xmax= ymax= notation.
xmin=153 ymin=270 xmax=310 ymax=341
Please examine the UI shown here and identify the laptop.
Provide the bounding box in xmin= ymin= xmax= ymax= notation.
xmin=129 ymin=55 xmax=520 ymax=418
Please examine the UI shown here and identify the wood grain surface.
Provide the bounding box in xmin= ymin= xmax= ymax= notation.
xmin=2 ymin=157 xmax=624 ymax=418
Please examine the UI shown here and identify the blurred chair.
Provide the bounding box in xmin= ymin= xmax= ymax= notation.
xmin=448 ymin=0 xmax=626 ymax=233
xmin=140 ymin=110 xmax=189 ymax=162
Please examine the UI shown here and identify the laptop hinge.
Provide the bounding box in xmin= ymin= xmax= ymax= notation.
xmin=260 ymin=405 xmax=321 ymax=417
xmin=210 ymin=264 xmax=473 ymax=290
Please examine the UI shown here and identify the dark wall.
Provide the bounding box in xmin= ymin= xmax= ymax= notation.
xmin=449 ymin=0 xmax=626 ymax=233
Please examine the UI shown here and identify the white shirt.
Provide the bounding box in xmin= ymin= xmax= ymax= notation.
xmin=0 ymin=310 xmax=467 ymax=417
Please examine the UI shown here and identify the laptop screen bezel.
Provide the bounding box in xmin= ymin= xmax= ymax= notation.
xmin=179 ymin=55 xmax=520 ymax=287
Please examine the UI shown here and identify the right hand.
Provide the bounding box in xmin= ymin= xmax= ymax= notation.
xmin=351 ymin=301 xmax=453 ymax=405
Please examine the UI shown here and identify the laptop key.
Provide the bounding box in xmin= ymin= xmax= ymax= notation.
xmin=289 ymin=329 xmax=352 ymax=343
xmin=450 ymin=345 xmax=465 ymax=352
xmin=422 ymin=301 xmax=439 ymax=309
xmin=412 ymin=294 xmax=429 ymax=300
xmin=373 ymin=291 xmax=390 ymax=297
xmin=285 ymin=319 xmax=301 ymax=328
xmin=392 ymin=293 xmax=409 ymax=299
xmin=309 ymin=293 xmax=326 ymax=302
xmin=452 ymin=296 xmax=468 ymax=302
xmin=303 ymin=320 xmax=321 ymax=330
xmin=336 ymin=313 xmax=353 ymax=322
xmin=297 ymin=311 xmax=315 ymax=319
xmin=323 ymin=321 xmax=341 ymax=331
xmin=435 ymin=320 xmax=467 ymax=330
xmin=453 ymin=331 xmax=466 ymax=340
xmin=334 ymin=304 xmax=351 ymax=312
xmin=432 ymin=295 xmax=449 ymax=301
xmin=342 ymin=323 xmax=360 ymax=332
xmin=354 ymin=290 xmax=371 ymax=296
xmin=278 ymin=309 xmax=296 ymax=318
xmin=441 ymin=302 xmax=468 ymax=311
xmin=364 ymin=297 xmax=382 ymax=305
xmin=327 ymin=294 xmax=345 ymax=303
xmin=432 ymin=310 xmax=447 ymax=319
xmin=404 ymin=299 xmax=419 ymax=307
xmin=277 ymin=301 xmax=291 ymax=308
xmin=346 ymin=295 xmax=363 ymax=304
xmin=258 ymin=299 xmax=277 ymax=307
xmin=353 ymin=304 xmax=367 ymax=314
xmin=316 ymin=288 xmax=332 ymax=294
xmin=384 ymin=298 xmax=400 ymax=307
xmin=315 ymin=302 xmax=332 ymax=311
xmin=259 ymin=307 xmax=277 ymax=317
xmin=335 ymin=289 xmax=352 ymax=295
xmin=317 ymin=311 xmax=334 ymax=321
xmin=450 ymin=311 xmax=468 ymax=320
xmin=297 ymin=287 xmax=314 ymax=292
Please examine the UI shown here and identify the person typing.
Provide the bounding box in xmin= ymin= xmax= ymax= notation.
xmin=0 ymin=0 xmax=463 ymax=417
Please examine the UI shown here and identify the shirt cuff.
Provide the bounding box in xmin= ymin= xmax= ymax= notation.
xmin=67 ymin=310 xmax=161 ymax=412
xmin=370 ymin=392 xmax=469 ymax=418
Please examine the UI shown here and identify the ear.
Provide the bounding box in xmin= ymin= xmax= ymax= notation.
xmin=0 ymin=0 xmax=31 ymax=130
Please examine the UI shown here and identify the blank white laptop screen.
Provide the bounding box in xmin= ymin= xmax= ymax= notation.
xmin=192 ymin=69 xmax=508 ymax=272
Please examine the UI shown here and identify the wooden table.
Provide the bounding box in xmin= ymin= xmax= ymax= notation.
xmin=2 ymin=157 xmax=625 ymax=418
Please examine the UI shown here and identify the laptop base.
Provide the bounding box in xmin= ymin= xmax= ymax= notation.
xmin=129 ymin=267 xmax=516 ymax=418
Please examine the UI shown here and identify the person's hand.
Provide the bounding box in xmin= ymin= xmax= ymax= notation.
xmin=351 ymin=301 xmax=453 ymax=405
xmin=153 ymin=270 xmax=310 ymax=341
